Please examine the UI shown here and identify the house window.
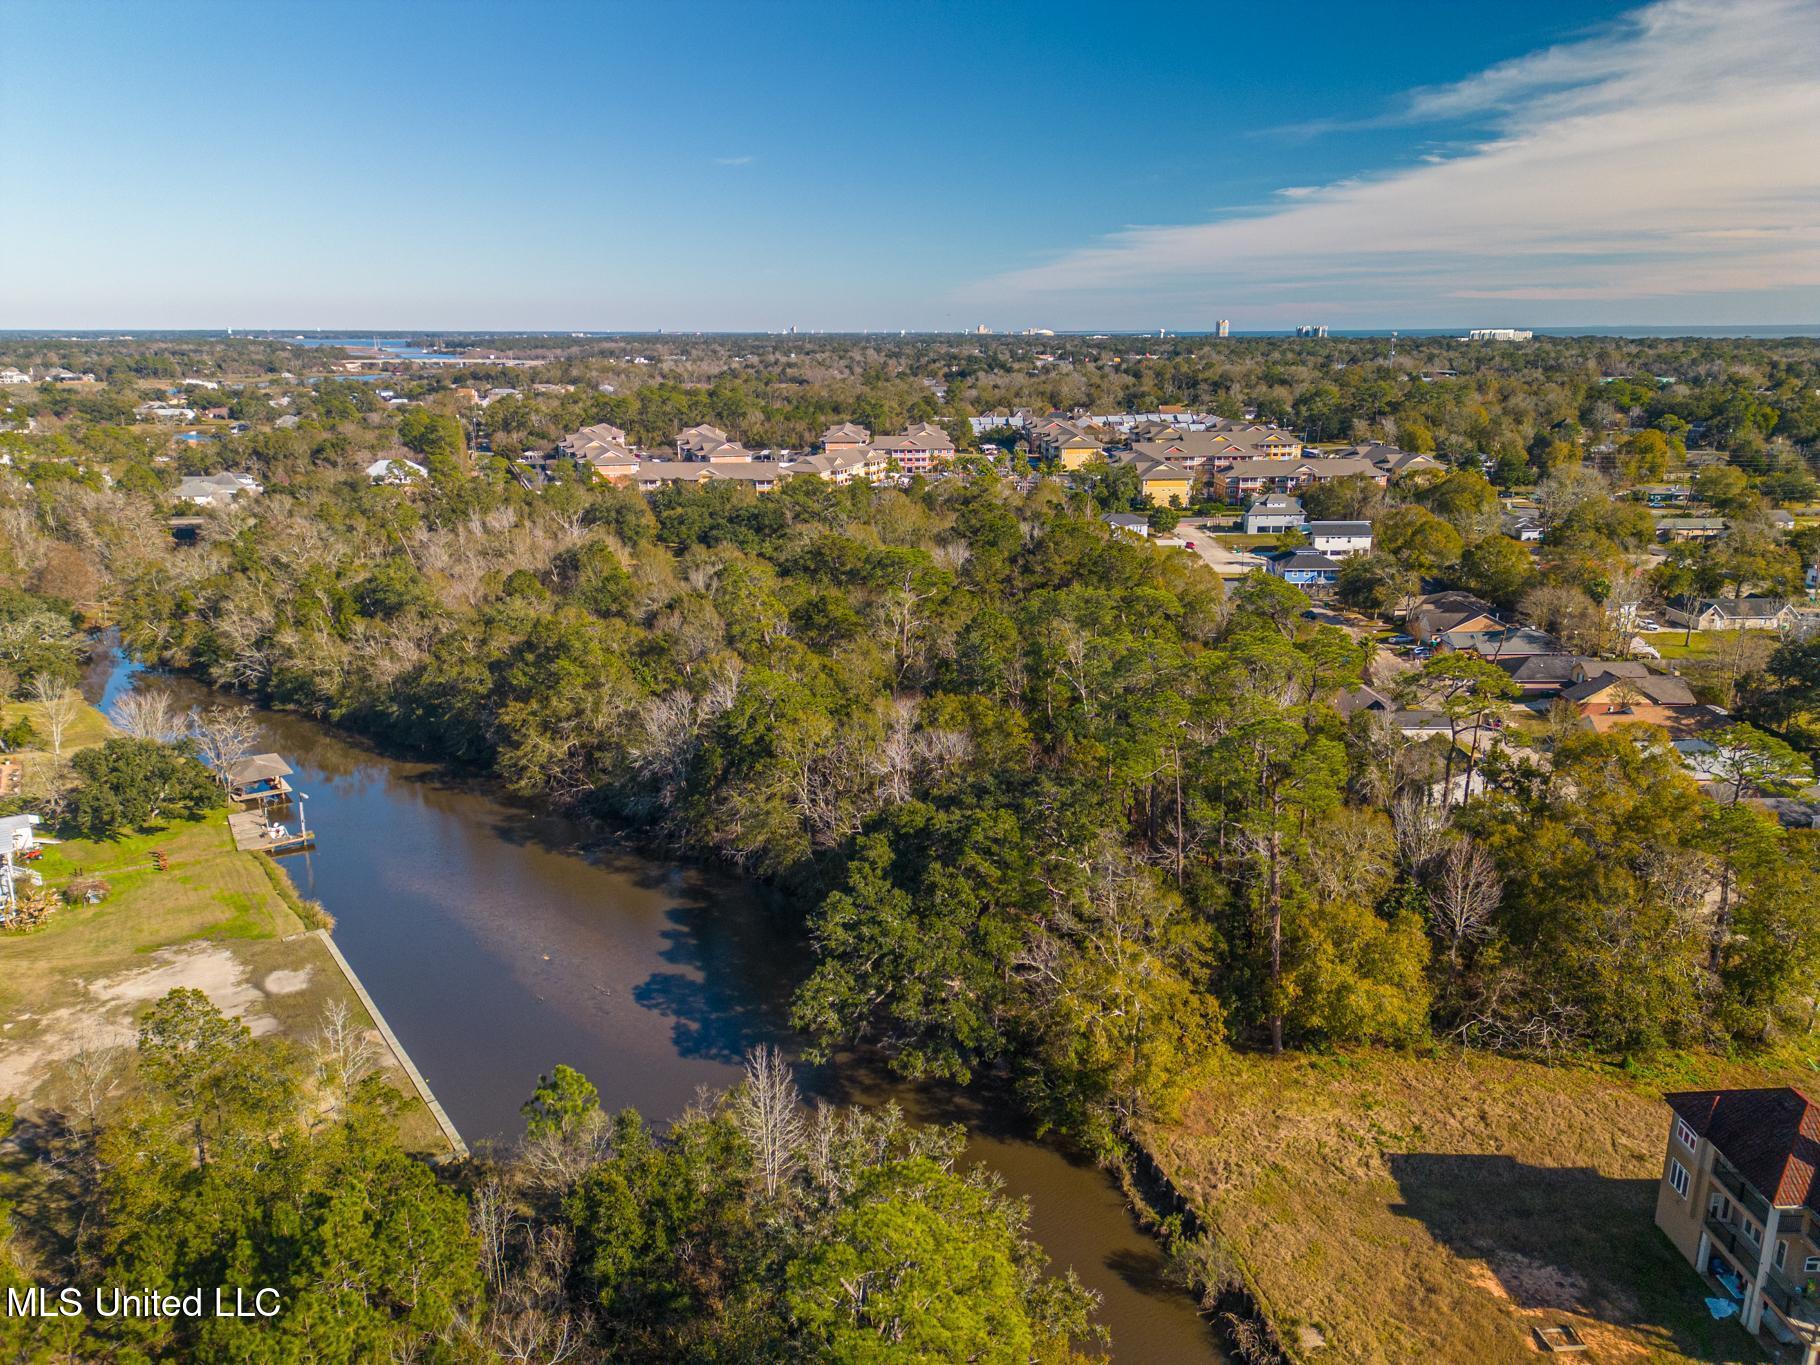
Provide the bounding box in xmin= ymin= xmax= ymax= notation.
xmin=1743 ymin=1218 xmax=1760 ymax=1247
xmin=1675 ymin=1118 xmax=1698 ymax=1152
xmin=1670 ymin=1158 xmax=1691 ymax=1199
xmin=1711 ymin=1192 xmax=1734 ymax=1222
xmin=1805 ymin=1256 xmax=1820 ymax=1275
xmin=1777 ymin=1240 xmax=1789 ymax=1270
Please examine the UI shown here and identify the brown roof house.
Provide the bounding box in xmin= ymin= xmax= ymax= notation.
xmin=1409 ymin=591 xmax=1502 ymax=643
xmin=1657 ymin=1087 xmax=1820 ymax=1359
xmin=1565 ymin=670 xmax=1722 ymax=737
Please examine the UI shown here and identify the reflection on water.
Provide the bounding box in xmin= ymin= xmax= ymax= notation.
xmin=98 ymin=654 xmax=1221 ymax=1362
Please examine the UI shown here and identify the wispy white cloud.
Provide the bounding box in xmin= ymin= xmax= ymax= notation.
xmin=983 ymin=0 xmax=1820 ymax=319
xmin=713 ymin=155 xmax=755 ymax=167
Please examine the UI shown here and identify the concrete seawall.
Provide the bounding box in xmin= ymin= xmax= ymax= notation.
xmin=311 ymin=928 xmax=469 ymax=1159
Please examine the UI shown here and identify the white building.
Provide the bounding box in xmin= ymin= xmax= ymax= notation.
xmin=1309 ymin=520 xmax=1373 ymax=558
xmin=175 ymin=472 xmax=263 ymax=506
xmin=365 ymin=457 xmax=428 ymax=485
xmin=1467 ymin=328 xmax=1534 ymax=341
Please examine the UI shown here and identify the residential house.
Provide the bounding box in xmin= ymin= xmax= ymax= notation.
xmin=1334 ymin=684 xmax=1394 ymax=718
xmin=1655 ymin=1087 xmax=1820 ymax=1361
xmin=365 ymin=457 xmax=428 ymax=485
xmin=1565 ymin=669 xmax=1721 ymax=736
xmin=1267 ymin=549 xmax=1342 ymax=588
xmin=1665 ymin=597 xmax=1798 ymax=632
xmin=819 ymin=422 xmax=871 ymax=455
xmin=135 ymin=401 xmax=197 ymax=422
xmin=175 ymin=473 xmax=262 ymax=507
xmin=1494 ymin=655 xmax=1649 ymax=699
xmin=1657 ymin=517 xmax=1729 ymax=544
xmin=1438 ymin=626 xmax=1564 ymax=659
xmin=1409 ymin=591 xmax=1503 ymax=642
xmin=0 ymin=368 xmax=32 ymax=385
xmin=1503 ymin=515 xmax=1546 ymax=543
xmin=1309 ymin=520 xmax=1372 ymax=558
xmin=1103 ymin=512 xmax=1152 ymax=539
xmin=1389 ymin=710 xmax=1454 ymax=740
xmin=1242 ymin=494 xmax=1308 ymax=536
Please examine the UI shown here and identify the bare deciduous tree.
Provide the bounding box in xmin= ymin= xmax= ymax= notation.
xmin=1428 ymin=836 xmax=1502 ymax=972
xmin=112 ymin=687 xmax=185 ymax=743
xmin=1391 ymin=793 xmax=1450 ymax=876
xmin=472 ymin=1181 xmax=590 ymax=1363
xmin=61 ymin=1042 xmax=127 ymax=1134
xmin=732 ymin=1044 xmax=805 ymax=1201
xmin=30 ymin=673 xmax=80 ymax=758
xmin=191 ymin=703 xmax=261 ymax=781
xmin=313 ymin=999 xmax=384 ymax=1109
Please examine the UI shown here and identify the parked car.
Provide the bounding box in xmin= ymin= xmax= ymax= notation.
xmin=1639 ymin=620 xmax=1661 ymax=632
xmin=1386 ymin=633 xmax=1414 ymax=645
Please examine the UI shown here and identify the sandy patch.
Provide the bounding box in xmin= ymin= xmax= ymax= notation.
xmin=261 ymin=967 xmax=314 ymax=995
xmin=0 ymin=943 xmax=276 ymax=1099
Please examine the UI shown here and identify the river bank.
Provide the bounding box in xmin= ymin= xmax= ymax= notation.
xmin=92 ymin=649 xmax=1228 ymax=1362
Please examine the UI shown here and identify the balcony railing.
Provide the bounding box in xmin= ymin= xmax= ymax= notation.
xmin=1761 ymin=1267 xmax=1820 ymax=1331
xmin=1708 ymin=1214 xmax=1764 ymax=1276
xmin=1712 ymin=1159 xmax=1774 ymax=1225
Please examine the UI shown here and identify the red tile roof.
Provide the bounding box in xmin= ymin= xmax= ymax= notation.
xmin=1666 ymin=1087 xmax=1820 ymax=1211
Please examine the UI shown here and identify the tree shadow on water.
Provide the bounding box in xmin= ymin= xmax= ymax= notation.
xmin=1102 ymin=1246 xmax=1188 ymax=1302
xmin=631 ymin=898 xmax=802 ymax=1065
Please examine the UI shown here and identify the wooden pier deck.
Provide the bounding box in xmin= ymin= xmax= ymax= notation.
xmin=227 ymin=809 xmax=315 ymax=855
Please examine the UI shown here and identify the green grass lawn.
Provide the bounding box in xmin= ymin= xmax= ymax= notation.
xmin=1650 ymin=631 xmax=1725 ymax=660
xmin=1 ymin=809 xmax=447 ymax=1153
xmin=1138 ymin=1048 xmax=1793 ymax=1363
xmin=2 ymin=696 xmax=116 ymax=785
xmin=2 ymin=812 xmax=304 ymax=1016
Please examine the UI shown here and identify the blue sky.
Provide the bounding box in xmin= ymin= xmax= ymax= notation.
xmin=3 ymin=0 xmax=1816 ymax=330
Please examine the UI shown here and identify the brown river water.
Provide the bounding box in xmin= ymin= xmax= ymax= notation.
xmin=91 ymin=651 xmax=1224 ymax=1361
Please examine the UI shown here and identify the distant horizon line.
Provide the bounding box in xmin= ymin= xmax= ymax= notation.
xmin=3 ymin=324 xmax=1819 ymax=339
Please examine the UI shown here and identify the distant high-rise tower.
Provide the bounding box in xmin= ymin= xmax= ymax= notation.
xmin=1295 ymin=324 xmax=1329 ymax=338
xmin=1215 ymin=319 xmax=1230 ymax=338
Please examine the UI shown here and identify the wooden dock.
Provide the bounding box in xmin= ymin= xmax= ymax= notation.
xmin=227 ymin=809 xmax=315 ymax=855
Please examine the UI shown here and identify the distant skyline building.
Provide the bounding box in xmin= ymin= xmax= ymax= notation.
xmin=1216 ymin=319 xmax=1230 ymax=338
xmin=1467 ymin=327 xmax=1534 ymax=341
xmin=1295 ymin=324 xmax=1329 ymax=338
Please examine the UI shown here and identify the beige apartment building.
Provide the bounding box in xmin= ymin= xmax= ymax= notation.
xmin=1657 ymin=1088 xmax=1820 ymax=1361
